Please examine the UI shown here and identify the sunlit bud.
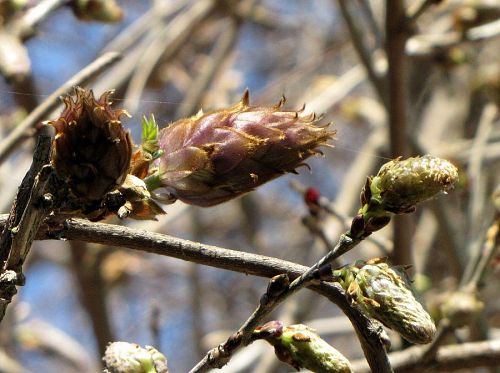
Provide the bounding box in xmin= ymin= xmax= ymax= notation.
xmin=103 ymin=342 xmax=168 ymax=373
xmin=148 ymin=91 xmax=334 ymax=207
xmin=333 ymin=258 xmax=436 ymax=344
xmin=255 ymin=322 xmax=353 ymax=373
xmin=370 ymin=155 xmax=458 ymax=214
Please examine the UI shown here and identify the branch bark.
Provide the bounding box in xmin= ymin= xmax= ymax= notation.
xmin=0 ymin=134 xmax=52 ymax=321
xmin=352 ymin=339 xmax=500 ymax=373
xmin=385 ymin=0 xmax=414 ymax=268
xmin=0 ymin=215 xmax=392 ymax=371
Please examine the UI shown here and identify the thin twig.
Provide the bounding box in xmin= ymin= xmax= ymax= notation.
xmin=356 ymin=0 xmax=383 ymax=48
xmin=16 ymin=319 xmax=98 ymax=371
xmin=0 ymin=216 xmax=393 ymax=372
xmin=290 ymin=179 xmax=391 ymax=255
xmin=406 ymin=0 xmax=439 ymax=25
xmin=336 ymin=0 xmax=387 ymax=104
xmin=464 ymin=103 xmax=498 ymax=266
xmin=69 ymin=241 xmax=115 ymax=356
xmin=420 ymin=215 xmax=499 ymax=363
xmin=465 ymin=217 xmax=500 ymax=291
xmin=124 ymin=0 xmax=216 ymax=114
xmin=352 ymin=338 xmax=500 ymax=373
xmin=102 ymin=1 xmax=189 ymax=53
xmin=189 ymin=232 xmax=392 ymax=372
xmin=0 ymin=52 xmax=122 ymax=165
xmin=406 ymin=18 xmax=500 ymax=56
xmin=175 ymin=18 xmax=240 ymax=118
xmin=11 ymin=0 xmax=69 ymax=39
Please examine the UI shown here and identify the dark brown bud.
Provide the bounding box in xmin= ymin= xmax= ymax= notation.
xmin=48 ymin=87 xmax=132 ymax=202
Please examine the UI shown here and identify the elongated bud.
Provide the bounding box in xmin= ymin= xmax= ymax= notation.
xmin=148 ymin=91 xmax=335 ymax=206
xmin=103 ymin=342 xmax=168 ymax=373
xmin=351 ymin=155 xmax=458 ymax=238
xmin=254 ymin=322 xmax=353 ymax=373
xmin=370 ymin=155 xmax=458 ymax=214
xmin=333 ymin=258 xmax=436 ymax=344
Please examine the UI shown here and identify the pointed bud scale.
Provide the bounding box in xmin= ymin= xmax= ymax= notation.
xmin=333 ymin=259 xmax=436 ymax=344
xmin=49 ymin=87 xmax=133 ymax=202
xmin=152 ymin=91 xmax=335 ymax=206
xmin=370 ymin=155 xmax=458 ymax=214
xmin=117 ymin=175 xmax=165 ymax=220
xmin=255 ymin=322 xmax=353 ymax=373
xmin=103 ymin=342 xmax=168 ymax=373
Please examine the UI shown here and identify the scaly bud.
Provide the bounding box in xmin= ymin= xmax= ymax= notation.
xmin=254 ymin=322 xmax=353 ymax=373
xmin=351 ymin=155 xmax=458 ymax=238
xmin=333 ymin=258 xmax=436 ymax=344
xmin=370 ymin=155 xmax=458 ymax=214
xmin=103 ymin=342 xmax=168 ymax=373
xmin=49 ymin=87 xmax=132 ymax=202
xmin=147 ymin=90 xmax=335 ymax=207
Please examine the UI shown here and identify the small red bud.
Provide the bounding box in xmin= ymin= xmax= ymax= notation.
xmin=304 ymin=187 xmax=321 ymax=206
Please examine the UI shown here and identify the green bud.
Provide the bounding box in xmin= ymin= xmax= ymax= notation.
xmin=141 ymin=114 xmax=162 ymax=158
xmin=255 ymin=322 xmax=353 ymax=373
xmin=370 ymin=155 xmax=458 ymax=214
xmin=334 ymin=258 xmax=436 ymax=344
xmin=440 ymin=290 xmax=484 ymax=328
xmin=103 ymin=342 xmax=168 ymax=373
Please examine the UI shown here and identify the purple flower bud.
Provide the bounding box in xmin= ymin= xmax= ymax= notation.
xmin=152 ymin=91 xmax=335 ymax=206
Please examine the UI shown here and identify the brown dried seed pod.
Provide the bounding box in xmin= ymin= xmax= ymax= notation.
xmin=49 ymin=87 xmax=132 ymax=202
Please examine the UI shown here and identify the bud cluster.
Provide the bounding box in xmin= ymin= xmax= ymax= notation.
xmin=48 ymin=88 xmax=164 ymax=220
xmin=48 ymin=88 xmax=334 ymax=219
xmin=333 ymin=258 xmax=436 ymax=344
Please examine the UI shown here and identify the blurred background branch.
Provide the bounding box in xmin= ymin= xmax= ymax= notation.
xmin=0 ymin=0 xmax=499 ymax=371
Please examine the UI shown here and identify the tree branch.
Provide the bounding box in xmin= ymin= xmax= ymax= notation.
xmin=0 ymin=216 xmax=393 ymax=371
xmin=352 ymin=339 xmax=500 ymax=373
xmin=0 ymin=134 xmax=53 ymax=322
